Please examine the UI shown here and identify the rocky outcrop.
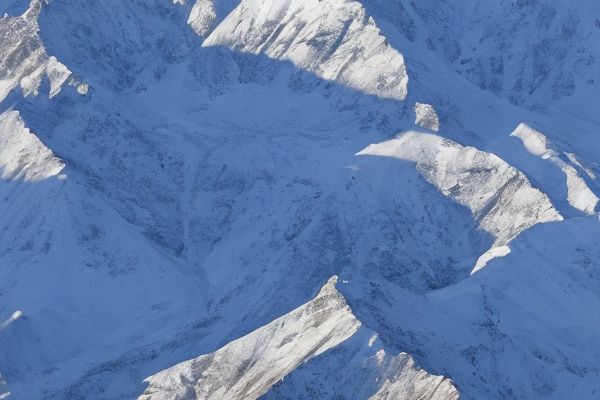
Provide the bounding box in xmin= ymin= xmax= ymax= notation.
xmin=414 ymin=102 xmax=439 ymax=131
xmin=0 ymin=1 xmax=86 ymax=102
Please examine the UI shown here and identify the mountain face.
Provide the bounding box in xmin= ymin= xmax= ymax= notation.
xmin=0 ymin=1 xmax=599 ymax=399
xmin=140 ymin=277 xmax=458 ymax=400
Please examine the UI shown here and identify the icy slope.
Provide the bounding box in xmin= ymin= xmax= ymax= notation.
xmin=140 ymin=277 xmax=458 ymax=400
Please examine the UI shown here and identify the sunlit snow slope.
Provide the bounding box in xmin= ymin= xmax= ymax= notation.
xmin=0 ymin=0 xmax=599 ymax=399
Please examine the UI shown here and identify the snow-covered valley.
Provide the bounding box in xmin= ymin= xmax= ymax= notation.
xmin=0 ymin=0 xmax=599 ymax=399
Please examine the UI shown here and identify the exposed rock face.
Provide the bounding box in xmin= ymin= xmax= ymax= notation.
xmin=187 ymin=0 xmax=217 ymax=36
xmin=0 ymin=0 xmax=84 ymax=102
xmin=414 ymin=102 xmax=439 ymax=131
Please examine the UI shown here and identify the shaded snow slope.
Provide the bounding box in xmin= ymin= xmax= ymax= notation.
xmin=0 ymin=172 xmax=201 ymax=393
xmin=495 ymin=123 xmax=599 ymax=216
xmin=0 ymin=0 xmax=599 ymax=399
xmin=341 ymin=216 xmax=600 ymax=399
xmin=362 ymin=0 xmax=600 ymax=120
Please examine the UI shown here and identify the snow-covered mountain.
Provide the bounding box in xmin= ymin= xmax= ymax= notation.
xmin=0 ymin=0 xmax=599 ymax=399
xmin=140 ymin=276 xmax=458 ymax=400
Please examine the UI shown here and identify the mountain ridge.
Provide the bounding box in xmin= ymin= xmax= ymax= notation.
xmin=0 ymin=0 xmax=599 ymax=399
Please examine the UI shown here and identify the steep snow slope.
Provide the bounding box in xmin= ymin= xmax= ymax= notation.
xmin=1 ymin=2 xmax=464 ymax=397
xmin=413 ymin=102 xmax=439 ymax=131
xmin=495 ymin=123 xmax=599 ymax=216
xmin=203 ymin=0 xmax=409 ymax=100
xmin=139 ymin=277 xmax=361 ymax=400
xmin=0 ymin=0 xmax=599 ymax=399
xmin=360 ymin=0 xmax=600 ymax=179
xmin=358 ymin=131 xmax=562 ymax=246
xmin=362 ymin=0 xmax=600 ymax=119
xmin=263 ymin=331 xmax=458 ymax=400
xmin=0 ymin=110 xmax=64 ymax=181
xmin=262 ymin=329 xmax=459 ymax=400
xmin=140 ymin=277 xmax=458 ymax=400
xmin=341 ymin=216 xmax=600 ymax=399
xmin=0 ymin=169 xmax=202 ymax=397
xmin=178 ymin=0 xmax=239 ymax=37
xmin=0 ymin=1 xmax=85 ymax=102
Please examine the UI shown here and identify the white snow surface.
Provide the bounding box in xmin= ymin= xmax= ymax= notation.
xmin=140 ymin=277 xmax=458 ymax=400
xmin=0 ymin=0 xmax=81 ymax=102
xmin=358 ymin=131 xmax=562 ymax=246
xmin=139 ymin=277 xmax=361 ymax=400
xmin=414 ymin=102 xmax=439 ymax=131
xmin=187 ymin=0 xmax=217 ymax=36
xmin=471 ymin=245 xmax=510 ymax=275
xmin=203 ymin=0 xmax=409 ymax=100
xmin=0 ymin=0 xmax=599 ymax=399
xmin=508 ymin=123 xmax=599 ymax=215
xmin=0 ymin=110 xmax=64 ymax=181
